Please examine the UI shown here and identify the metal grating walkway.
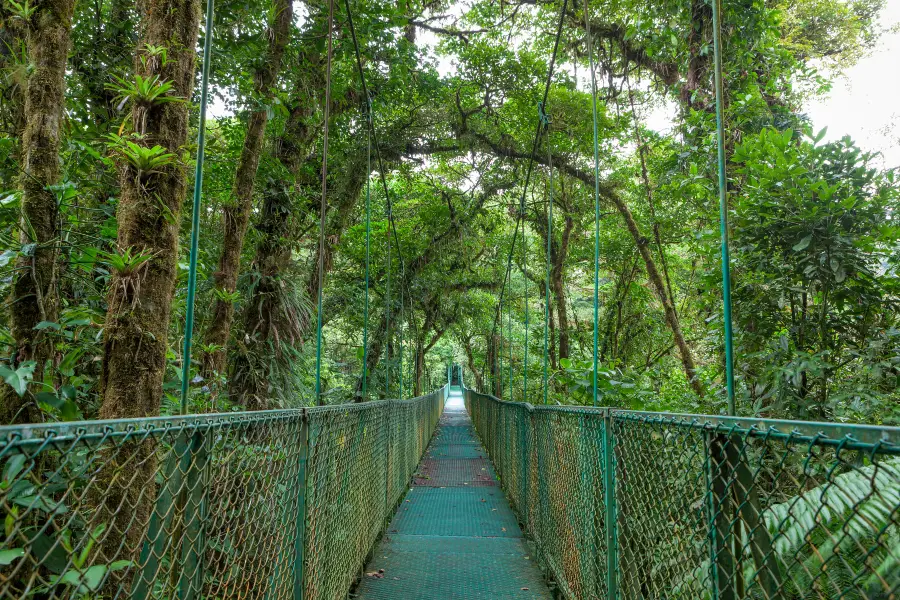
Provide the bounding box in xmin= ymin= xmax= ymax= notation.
xmin=354 ymin=387 xmax=553 ymax=599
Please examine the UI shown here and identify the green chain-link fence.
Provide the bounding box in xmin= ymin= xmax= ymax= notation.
xmin=465 ymin=388 xmax=900 ymax=600
xmin=0 ymin=386 xmax=446 ymax=600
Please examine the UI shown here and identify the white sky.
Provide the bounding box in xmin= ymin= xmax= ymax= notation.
xmin=806 ymin=0 xmax=900 ymax=168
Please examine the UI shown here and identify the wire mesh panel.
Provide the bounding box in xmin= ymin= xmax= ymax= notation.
xmin=0 ymin=386 xmax=446 ymax=600
xmin=465 ymin=388 xmax=900 ymax=600
xmin=612 ymin=412 xmax=900 ymax=600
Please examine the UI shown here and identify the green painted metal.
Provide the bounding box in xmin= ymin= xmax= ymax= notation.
xmin=710 ymin=0 xmax=736 ymax=414
xmin=292 ymin=417 xmax=309 ymax=599
xmin=582 ymin=0 xmax=602 ymax=408
xmin=540 ymin=103 xmax=553 ymax=406
xmin=356 ymin=388 xmax=552 ymax=599
xmin=178 ymin=430 xmax=208 ymax=600
xmin=0 ymin=387 xmax=447 ymax=600
xmin=179 ymin=0 xmax=215 ymax=413
xmin=314 ymin=0 xmax=335 ymax=405
xmin=603 ymin=409 xmax=618 ymax=600
xmin=465 ymin=386 xmax=900 ymax=600
xmin=385 ymin=203 xmax=392 ymax=397
xmin=362 ymin=103 xmax=372 ymax=399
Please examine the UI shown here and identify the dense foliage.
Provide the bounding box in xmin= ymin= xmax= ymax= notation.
xmin=0 ymin=0 xmax=897 ymax=425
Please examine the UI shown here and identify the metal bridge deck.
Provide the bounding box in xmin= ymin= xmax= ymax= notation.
xmin=354 ymin=387 xmax=552 ymax=599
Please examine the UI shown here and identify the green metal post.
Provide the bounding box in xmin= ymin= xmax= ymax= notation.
xmin=541 ymin=106 xmax=553 ymax=406
xmin=133 ymin=434 xmax=191 ymax=600
xmin=179 ymin=0 xmax=215 ymax=414
xmin=583 ymin=0 xmax=602 ymax=407
xmin=707 ymin=433 xmax=736 ymax=600
xmin=314 ymin=0 xmax=335 ymax=405
xmin=711 ymin=0 xmax=736 ymax=415
xmin=603 ymin=410 xmax=618 ymax=600
xmin=362 ymin=102 xmax=372 ymax=399
xmin=522 ymin=206 xmax=529 ymax=405
xmin=178 ymin=430 xmax=209 ymax=600
xmin=292 ymin=416 xmax=310 ymax=599
xmin=385 ymin=211 xmax=392 ymax=398
xmin=508 ymin=275 xmax=513 ymax=401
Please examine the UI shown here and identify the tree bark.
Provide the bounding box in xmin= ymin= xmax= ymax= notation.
xmin=1 ymin=0 xmax=75 ymax=424
xmin=100 ymin=0 xmax=200 ymax=421
xmin=462 ymin=335 xmax=483 ymax=390
xmin=465 ymin=132 xmax=705 ymax=396
xmin=93 ymin=0 xmax=200 ymax=578
xmin=202 ymin=0 xmax=293 ymax=379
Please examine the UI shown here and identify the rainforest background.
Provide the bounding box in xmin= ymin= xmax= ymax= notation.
xmin=0 ymin=0 xmax=898 ymax=425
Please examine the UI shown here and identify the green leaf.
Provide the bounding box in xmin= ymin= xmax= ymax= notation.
xmin=792 ymin=235 xmax=813 ymax=252
xmin=34 ymin=321 xmax=61 ymax=331
xmin=0 ymin=362 xmax=36 ymax=397
xmin=0 ymin=548 xmax=25 ymax=566
xmin=3 ymin=455 xmax=26 ymax=482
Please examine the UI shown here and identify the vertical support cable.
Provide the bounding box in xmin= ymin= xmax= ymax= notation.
xmin=399 ymin=263 xmax=405 ymax=398
xmin=583 ymin=0 xmax=602 ymax=407
xmin=507 ymin=274 xmax=513 ymax=401
xmin=361 ymin=99 xmax=372 ymax=400
xmin=385 ymin=207 xmax=392 ymax=398
xmin=540 ymin=103 xmax=552 ymax=405
xmin=314 ymin=0 xmax=335 ymax=406
xmin=711 ymin=0 xmax=736 ymax=415
xmin=522 ymin=198 xmax=529 ymax=404
xmin=179 ymin=0 xmax=215 ymax=414
xmin=499 ymin=290 xmax=504 ymax=397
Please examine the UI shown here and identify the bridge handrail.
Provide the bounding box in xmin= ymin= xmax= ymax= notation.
xmin=464 ymin=386 xmax=900 ymax=600
xmin=0 ymin=385 xmax=449 ymax=600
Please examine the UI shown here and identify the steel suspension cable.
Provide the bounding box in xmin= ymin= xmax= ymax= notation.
xmin=343 ymin=0 xmax=413 ymax=398
xmin=539 ymin=105 xmax=553 ymax=405
xmin=314 ymin=0 xmax=335 ymax=406
xmin=385 ymin=208 xmax=392 ymax=397
xmin=583 ymin=0 xmax=602 ymax=408
xmin=489 ymin=0 xmax=569 ymax=402
xmin=711 ymin=0 xmax=736 ymax=415
xmin=361 ymin=101 xmax=372 ymax=399
xmin=180 ymin=0 xmax=215 ymax=413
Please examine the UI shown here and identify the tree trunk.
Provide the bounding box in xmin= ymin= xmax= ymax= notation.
xmin=100 ymin=0 xmax=200 ymax=420
xmin=1 ymin=0 xmax=75 ymax=424
xmin=414 ymin=336 xmax=425 ymax=396
xmin=470 ymin=132 xmax=704 ymax=396
xmin=608 ymin=192 xmax=705 ymax=396
xmin=94 ymin=0 xmax=200 ymax=578
xmin=202 ymin=0 xmax=293 ymax=379
xmin=462 ymin=335 xmax=483 ymax=390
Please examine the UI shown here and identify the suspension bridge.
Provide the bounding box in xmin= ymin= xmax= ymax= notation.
xmin=1 ymin=371 xmax=898 ymax=599
xmin=1 ymin=0 xmax=899 ymax=595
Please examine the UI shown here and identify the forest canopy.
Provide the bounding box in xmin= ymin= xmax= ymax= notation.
xmin=0 ymin=0 xmax=897 ymax=425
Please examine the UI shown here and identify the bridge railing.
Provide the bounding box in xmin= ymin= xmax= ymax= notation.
xmin=0 ymin=385 xmax=447 ymax=600
xmin=465 ymin=388 xmax=900 ymax=600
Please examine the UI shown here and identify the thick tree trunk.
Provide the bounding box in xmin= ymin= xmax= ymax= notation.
xmin=94 ymin=0 xmax=200 ymax=579
xmin=100 ymin=0 xmax=200 ymax=420
xmin=469 ymin=133 xmax=704 ymax=396
xmin=1 ymin=0 xmax=74 ymax=424
xmin=608 ymin=193 xmax=705 ymax=396
xmin=462 ymin=335 xmax=483 ymax=390
xmin=306 ymin=148 xmax=369 ymax=303
xmin=202 ymin=0 xmax=293 ymax=379
xmin=414 ymin=337 xmax=425 ymax=396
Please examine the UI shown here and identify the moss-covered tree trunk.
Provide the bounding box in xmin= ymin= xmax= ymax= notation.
xmin=93 ymin=0 xmax=200 ymax=569
xmin=100 ymin=0 xmax=200 ymax=421
xmin=1 ymin=0 xmax=75 ymax=424
xmin=201 ymin=0 xmax=293 ymax=380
